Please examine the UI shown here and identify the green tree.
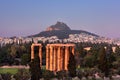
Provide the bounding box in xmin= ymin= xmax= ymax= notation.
xmin=115 ymin=46 xmax=120 ymax=56
xmin=75 ymin=45 xmax=86 ymax=67
xmin=0 ymin=46 xmax=14 ymax=65
xmin=98 ymin=47 xmax=106 ymax=71
xmin=29 ymin=54 xmax=42 ymax=80
xmin=16 ymin=45 xmax=26 ymax=58
xmin=0 ymin=49 xmax=7 ymax=64
xmin=106 ymin=46 xmax=115 ymax=67
xmin=14 ymin=69 xmax=30 ymax=80
xmin=86 ymin=46 xmax=100 ymax=67
xmin=9 ymin=45 xmax=17 ymax=58
xmin=84 ymin=55 xmax=95 ymax=68
xmin=68 ymin=51 xmax=76 ymax=77
xmin=98 ymin=47 xmax=109 ymax=77
xmin=21 ymin=54 xmax=31 ymax=66
xmin=1 ymin=73 xmax=11 ymax=80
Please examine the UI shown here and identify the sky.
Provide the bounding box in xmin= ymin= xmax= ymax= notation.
xmin=0 ymin=0 xmax=120 ymax=38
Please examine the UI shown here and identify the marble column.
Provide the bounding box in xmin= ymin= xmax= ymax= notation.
xmin=65 ymin=46 xmax=69 ymax=70
xmin=39 ymin=46 xmax=42 ymax=67
xmin=48 ymin=47 xmax=50 ymax=70
xmin=53 ymin=47 xmax=56 ymax=71
xmin=46 ymin=46 xmax=49 ymax=70
xmin=72 ymin=47 xmax=75 ymax=55
xmin=57 ymin=46 xmax=61 ymax=71
xmin=31 ymin=45 xmax=34 ymax=59
xmin=45 ymin=44 xmax=75 ymax=72
xmin=50 ymin=46 xmax=53 ymax=71
xmin=60 ymin=47 xmax=63 ymax=70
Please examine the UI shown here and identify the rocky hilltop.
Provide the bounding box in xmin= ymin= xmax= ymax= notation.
xmin=46 ymin=21 xmax=71 ymax=31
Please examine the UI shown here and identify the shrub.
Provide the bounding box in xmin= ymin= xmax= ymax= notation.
xmin=42 ymin=70 xmax=55 ymax=80
xmin=14 ymin=68 xmax=30 ymax=80
xmin=56 ymin=70 xmax=68 ymax=79
xmin=1 ymin=73 xmax=11 ymax=80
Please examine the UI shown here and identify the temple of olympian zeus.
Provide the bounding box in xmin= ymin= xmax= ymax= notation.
xmin=31 ymin=43 xmax=75 ymax=72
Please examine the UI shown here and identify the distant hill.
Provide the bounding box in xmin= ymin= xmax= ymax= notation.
xmin=29 ymin=22 xmax=99 ymax=39
xmin=46 ymin=21 xmax=71 ymax=31
xmin=30 ymin=30 xmax=98 ymax=39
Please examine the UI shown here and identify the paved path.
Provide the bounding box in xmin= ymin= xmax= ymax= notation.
xmin=0 ymin=65 xmax=29 ymax=69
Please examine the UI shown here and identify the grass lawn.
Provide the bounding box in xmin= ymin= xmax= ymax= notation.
xmin=0 ymin=65 xmax=45 ymax=75
xmin=0 ymin=68 xmax=18 ymax=74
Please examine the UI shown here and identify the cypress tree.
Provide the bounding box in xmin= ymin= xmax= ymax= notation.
xmin=68 ymin=50 xmax=76 ymax=77
xmin=98 ymin=47 xmax=106 ymax=71
xmin=98 ymin=47 xmax=109 ymax=77
xmin=29 ymin=54 xmax=42 ymax=80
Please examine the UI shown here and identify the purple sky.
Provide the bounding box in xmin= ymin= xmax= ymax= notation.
xmin=0 ymin=0 xmax=120 ymax=38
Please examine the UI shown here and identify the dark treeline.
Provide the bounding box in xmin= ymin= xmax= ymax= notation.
xmin=0 ymin=42 xmax=118 ymax=66
xmin=0 ymin=42 xmax=120 ymax=79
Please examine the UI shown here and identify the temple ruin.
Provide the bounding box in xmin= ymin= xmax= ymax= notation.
xmin=31 ymin=44 xmax=42 ymax=66
xmin=31 ymin=43 xmax=75 ymax=72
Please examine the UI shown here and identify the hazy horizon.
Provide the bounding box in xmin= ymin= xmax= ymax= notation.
xmin=0 ymin=0 xmax=120 ymax=38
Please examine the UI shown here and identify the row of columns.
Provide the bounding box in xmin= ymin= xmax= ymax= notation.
xmin=31 ymin=43 xmax=75 ymax=72
xmin=46 ymin=44 xmax=75 ymax=71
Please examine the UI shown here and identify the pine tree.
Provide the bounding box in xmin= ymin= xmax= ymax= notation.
xmin=68 ymin=50 xmax=76 ymax=77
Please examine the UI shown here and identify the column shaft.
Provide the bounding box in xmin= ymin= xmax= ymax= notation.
xmin=50 ymin=46 xmax=53 ymax=71
xmin=60 ymin=47 xmax=63 ymax=70
xmin=46 ymin=46 xmax=49 ymax=70
xmin=48 ymin=48 xmax=50 ymax=70
xmin=53 ymin=47 xmax=56 ymax=71
xmin=65 ymin=47 xmax=69 ymax=70
xmin=57 ymin=47 xmax=61 ymax=71
xmin=39 ymin=47 xmax=42 ymax=67
xmin=72 ymin=47 xmax=75 ymax=55
xmin=31 ymin=46 xmax=34 ymax=59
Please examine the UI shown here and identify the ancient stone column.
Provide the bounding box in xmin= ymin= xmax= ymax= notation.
xmin=46 ymin=46 xmax=49 ymax=70
xmin=62 ymin=47 xmax=65 ymax=70
xmin=72 ymin=47 xmax=75 ymax=55
xmin=31 ymin=45 xmax=34 ymax=59
xmin=39 ymin=46 xmax=42 ymax=67
xmin=65 ymin=46 xmax=69 ymax=70
xmin=45 ymin=44 xmax=75 ymax=72
xmin=48 ymin=47 xmax=50 ymax=70
xmin=56 ymin=47 xmax=58 ymax=71
xmin=60 ymin=47 xmax=63 ymax=70
xmin=57 ymin=46 xmax=61 ymax=71
xmin=50 ymin=46 xmax=53 ymax=71
xmin=53 ymin=47 xmax=56 ymax=71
